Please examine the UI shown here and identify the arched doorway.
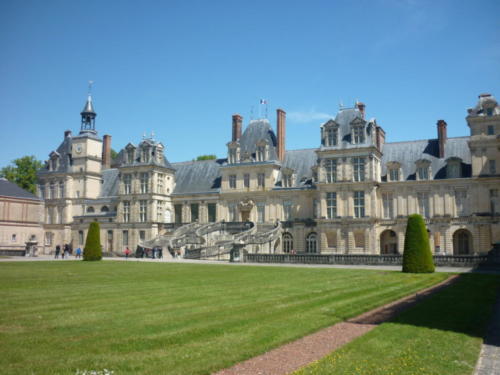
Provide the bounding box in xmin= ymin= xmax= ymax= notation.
xmin=306 ymin=232 xmax=317 ymax=253
xmin=453 ymin=229 xmax=473 ymax=255
xmin=380 ymin=230 xmax=398 ymax=254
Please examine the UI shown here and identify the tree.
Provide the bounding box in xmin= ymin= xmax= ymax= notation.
xmin=402 ymin=214 xmax=435 ymax=273
xmin=0 ymin=156 xmax=43 ymax=194
xmin=83 ymin=222 xmax=102 ymax=261
xmin=110 ymin=148 xmax=118 ymax=160
xmin=196 ymin=154 xmax=216 ymax=161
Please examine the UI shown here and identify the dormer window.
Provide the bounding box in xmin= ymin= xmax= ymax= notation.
xmin=386 ymin=162 xmax=401 ymax=182
xmin=325 ymin=127 xmax=338 ymax=146
xmin=127 ymin=149 xmax=135 ymax=164
xmin=447 ymin=158 xmax=462 ymax=178
xmin=141 ymin=148 xmax=150 ymax=163
xmin=415 ymin=159 xmax=431 ymax=180
xmin=352 ymin=126 xmax=365 ymax=144
xmin=389 ymin=168 xmax=399 ymax=182
xmin=282 ymin=168 xmax=294 ymax=188
xmin=256 ymin=140 xmax=268 ymax=162
xmin=227 ymin=142 xmax=240 ymax=164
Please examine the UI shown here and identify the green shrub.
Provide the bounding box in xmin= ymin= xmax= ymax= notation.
xmin=83 ymin=221 xmax=102 ymax=261
xmin=402 ymin=214 xmax=435 ymax=273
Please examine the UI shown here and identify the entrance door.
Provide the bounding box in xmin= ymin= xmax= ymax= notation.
xmin=241 ymin=210 xmax=250 ymax=222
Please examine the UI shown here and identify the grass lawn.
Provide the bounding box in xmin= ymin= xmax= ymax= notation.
xmin=0 ymin=261 xmax=448 ymax=375
xmin=295 ymin=273 xmax=499 ymax=375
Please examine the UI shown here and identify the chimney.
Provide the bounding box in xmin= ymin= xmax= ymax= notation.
xmin=276 ymin=109 xmax=286 ymax=161
xmin=64 ymin=130 xmax=72 ymax=138
xmin=437 ymin=120 xmax=447 ymax=158
xmin=232 ymin=114 xmax=242 ymax=142
xmin=102 ymin=134 xmax=112 ymax=169
xmin=375 ymin=126 xmax=386 ymax=152
xmin=356 ymin=102 xmax=366 ymax=119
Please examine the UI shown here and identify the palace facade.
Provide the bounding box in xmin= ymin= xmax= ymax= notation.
xmin=36 ymin=93 xmax=500 ymax=256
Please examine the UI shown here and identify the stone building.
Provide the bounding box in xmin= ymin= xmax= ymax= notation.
xmin=0 ymin=178 xmax=44 ymax=255
xmin=36 ymin=93 xmax=500 ymax=256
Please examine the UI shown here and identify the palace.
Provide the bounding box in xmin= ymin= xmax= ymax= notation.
xmin=36 ymin=93 xmax=500 ymax=258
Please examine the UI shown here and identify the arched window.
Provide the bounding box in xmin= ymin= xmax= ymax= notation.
xmin=306 ymin=232 xmax=317 ymax=253
xmin=453 ymin=229 xmax=472 ymax=255
xmin=380 ymin=230 xmax=398 ymax=254
xmin=282 ymin=233 xmax=293 ymax=253
xmin=86 ymin=206 xmax=95 ymax=213
xmin=101 ymin=206 xmax=109 ymax=213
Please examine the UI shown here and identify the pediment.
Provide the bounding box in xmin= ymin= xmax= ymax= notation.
xmin=350 ymin=117 xmax=365 ymax=126
xmin=49 ymin=151 xmax=60 ymax=158
xmin=125 ymin=143 xmax=136 ymax=150
xmin=281 ymin=167 xmax=294 ymax=175
xmin=321 ymin=119 xmax=338 ymax=128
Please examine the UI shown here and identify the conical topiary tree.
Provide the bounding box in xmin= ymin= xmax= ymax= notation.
xmin=402 ymin=214 xmax=435 ymax=273
xmin=83 ymin=221 xmax=102 ymax=261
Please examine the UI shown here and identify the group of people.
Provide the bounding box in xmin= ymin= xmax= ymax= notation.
xmin=54 ymin=244 xmax=82 ymax=259
xmin=123 ymin=246 xmax=166 ymax=259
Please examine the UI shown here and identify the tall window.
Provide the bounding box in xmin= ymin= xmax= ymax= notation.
xmin=141 ymin=148 xmax=149 ymax=163
xmin=326 ymin=192 xmax=337 ymax=219
xmin=59 ymin=182 xmax=64 ymax=198
xmin=313 ymin=199 xmax=318 ymax=219
xmin=324 ymin=159 xmax=337 ymax=183
xmin=157 ymin=200 xmax=163 ymax=222
xmin=352 ymin=126 xmax=365 ymax=144
xmin=190 ymin=203 xmax=199 ymax=222
xmin=455 ymin=190 xmax=467 ymax=217
xmin=306 ymin=233 xmax=317 ymax=253
xmin=256 ymin=145 xmax=266 ymax=161
xmin=354 ymin=191 xmax=365 ymax=218
xmin=417 ymin=192 xmax=430 ymax=218
xmin=283 ymin=200 xmax=293 ymax=221
xmin=244 ymin=173 xmax=250 ymax=188
xmin=282 ymin=233 xmax=293 ymax=253
xmin=174 ymin=204 xmax=183 ymax=223
xmin=140 ymin=173 xmax=149 ymax=193
xmin=389 ymin=168 xmax=399 ymax=182
xmin=123 ymin=174 xmax=132 ymax=194
xmin=139 ymin=200 xmax=148 ymax=222
xmin=489 ymin=160 xmax=496 ymax=175
xmin=208 ymin=203 xmax=217 ymax=222
xmin=123 ymin=201 xmax=130 ymax=222
xmin=228 ymin=203 xmax=237 ymax=221
xmin=157 ymin=173 xmax=164 ymax=194
xmin=79 ymin=231 xmax=84 ymax=245
xmin=257 ymin=203 xmax=265 ymax=223
xmin=39 ymin=185 xmax=45 ymax=199
xmin=257 ymin=173 xmax=265 ymax=188
xmin=49 ymin=183 xmax=56 ymax=199
xmin=382 ymin=192 xmax=394 ymax=219
xmin=490 ymin=189 xmax=498 ymax=215
xmin=228 ymin=148 xmax=237 ymax=163
xmin=283 ymin=174 xmax=292 ymax=188
xmin=353 ymin=157 xmax=365 ymax=182
xmin=122 ymin=230 xmax=129 ymax=246
xmin=325 ymin=127 xmax=338 ymax=146
xmin=127 ymin=149 xmax=134 ymax=164
xmin=417 ymin=166 xmax=429 ymax=180
xmin=45 ymin=232 xmax=53 ymax=246
xmin=229 ymin=174 xmax=237 ymax=189
xmin=447 ymin=162 xmax=461 ymax=178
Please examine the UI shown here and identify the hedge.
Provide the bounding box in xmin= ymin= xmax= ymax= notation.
xmin=402 ymin=214 xmax=435 ymax=273
xmin=83 ymin=221 xmax=102 ymax=261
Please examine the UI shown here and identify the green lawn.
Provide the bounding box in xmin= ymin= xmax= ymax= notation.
xmin=295 ymin=273 xmax=499 ymax=375
xmin=0 ymin=261 xmax=448 ymax=375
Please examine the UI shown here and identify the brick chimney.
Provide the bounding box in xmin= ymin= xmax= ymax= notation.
xmin=437 ymin=120 xmax=447 ymax=158
xmin=375 ymin=125 xmax=386 ymax=152
xmin=232 ymin=114 xmax=242 ymax=142
xmin=276 ymin=109 xmax=286 ymax=161
xmin=356 ymin=102 xmax=366 ymax=119
xmin=102 ymin=134 xmax=112 ymax=169
xmin=64 ymin=130 xmax=72 ymax=138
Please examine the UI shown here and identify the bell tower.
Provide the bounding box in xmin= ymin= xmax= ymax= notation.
xmin=80 ymin=81 xmax=97 ymax=134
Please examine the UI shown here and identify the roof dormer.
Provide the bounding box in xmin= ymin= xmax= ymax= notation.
xmin=321 ymin=120 xmax=339 ymax=147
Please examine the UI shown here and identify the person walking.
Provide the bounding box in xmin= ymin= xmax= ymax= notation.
xmin=124 ymin=247 xmax=130 ymax=260
xmin=75 ymin=247 xmax=82 ymax=259
xmin=158 ymin=247 xmax=163 ymax=259
xmin=55 ymin=245 xmax=60 ymax=259
xmin=63 ymin=244 xmax=70 ymax=258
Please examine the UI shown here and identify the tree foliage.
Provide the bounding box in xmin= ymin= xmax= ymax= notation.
xmin=83 ymin=222 xmax=102 ymax=261
xmin=402 ymin=214 xmax=435 ymax=273
xmin=196 ymin=154 xmax=216 ymax=161
xmin=0 ymin=155 xmax=43 ymax=194
xmin=110 ymin=148 xmax=118 ymax=160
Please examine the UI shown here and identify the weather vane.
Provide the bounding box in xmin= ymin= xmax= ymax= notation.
xmin=88 ymin=80 xmax=94 ymax=95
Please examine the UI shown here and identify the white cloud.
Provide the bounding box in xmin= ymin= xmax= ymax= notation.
xmin=287 ymin=109 xmax=334 ymax=124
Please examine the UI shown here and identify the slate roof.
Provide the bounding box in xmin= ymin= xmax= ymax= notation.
xmin=100 ymin=169 xmax=120 ymax=197
xmin=171 ymin=159 xmax=224 ymax=195
xmin=0 ymin=178 xmax=41 ymax=200
xmin=280 ymin=148 xmax=317 ymax=187
xmin=114 ymin=140 xmax=174 ymax=169
xmin=239 ymin=119 xmax=278 ymax=160
xmin=381 ymin=136 xmax=471 ymax=180
xmin=38 ymin=135 xmax=73 ymax=174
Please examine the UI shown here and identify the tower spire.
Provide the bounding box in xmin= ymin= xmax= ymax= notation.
xmin=80 ymin=81 xmax=97 ymax=135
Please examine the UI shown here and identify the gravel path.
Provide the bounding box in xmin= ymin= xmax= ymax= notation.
xmin=213 ymin=275 xmax=460 ymax=375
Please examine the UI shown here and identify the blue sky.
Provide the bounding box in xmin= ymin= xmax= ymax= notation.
xmin=0 ymin=0 xmax=499 ymax=165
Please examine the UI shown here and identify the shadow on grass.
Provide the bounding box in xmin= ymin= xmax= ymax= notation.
xmin=353 ymin=273 xmax=500 ymax=342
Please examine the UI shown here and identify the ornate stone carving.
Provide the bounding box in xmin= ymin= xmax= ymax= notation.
xmin=238 ymin=198 xmax=255 ymax=211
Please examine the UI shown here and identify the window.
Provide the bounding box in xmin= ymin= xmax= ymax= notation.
xmin=45 ymin=232 xmax=53 ymax=246
xmin=228 ymin=148 xmax=237 ymax=163
xmin=122 ymin=174 xmax=131 ymax=194
xmin=354 ymin=191 xmax=365 ymax=218
xmin=59 ymin=182 xmax=64 ymax=198
xmin=257 ymin=203 xmax=265 ymax=223
xmin=306 ymin=233 xmax=317 ymax=253
xmin=283 ymin=200 xmax=293 ymax=221
xmin=244 ymin=173 xmax=250 ymax=188
xmin=122 ymin=230 xmax=129 ymax=246
xmin=11 ymin=234 xmax=17 ymax=242
xmin=489 ymin=160 xmax=496 ymax=175
xmin=157 ymin=200 xmax=163 ymax=222
xmin=256 ymin=145 xmax=266 ymax=161
xmin=49 ymin=183 xmax=56 ymax=199
xmin=487 ymin=125 xmax=494 ymax=135
xmin=382 ymin=192 xmax=394 ymax=219
xmin=325 ymin=127 xmax=338 ymax=146
xmin=447 ymin=162 xmax=461 ymax=178
xmin=417 ymin=192 xmax=430 ymax=218
xmin=257 ymin=173 xmax=265 ymax=188
xmin=140 ymin=173 xmax=149 ymax=193
xmin=208 ymin=203 xmax=217 ymax=222
xmin=353 ymin=157 xmax=365 ymax=182
xmin=324 ymin=159 xmax=337 ymax=183
xmin=86 ymin=206 xmax=95 ymax=213
xmin=101 ymin=206 xmax=109 ymax=213
xmin=139 ymin=200 xmax=148 ymax=222
xmin=389 ymin=168 xmax=399 ymax=182
xmin=39 ymin=185 xmax=45 ymax=199
xmin=228 ymin=203 xmax=237 ymax=221
xmin=127 ymin=149 xmax=134 ymax=164
xmin=123 ymin=201 xmax=130 ymax=222
xmin=487 ymin=108 xmax=494 ymax=117
xmin=229 ymin=174 xmax=237 ymax=189
xmin=352 ymin=126 xmax=365 ymax=144
xmin=282 ymin=233 xmax=293 ymax=253
xmin=491 ymin=189 xmax=498 ymax=215
xmin=455 ymin=190 xmax=467 ymax=217
xmin=174 ymin=204 xmax=183 ymax=223
xmin=417 ymin=166 xmax=429 ymax=180
xmin=139 ymin=230 xmax=146 ymax=242
xmin=157 ymin=173 xmax=164 ymax=194
xmin=326 ymin=192 xmax=337 ymax=219
xmin=79 ymin=231 xmax=84 ymax=245
xmin=313 ymin=199 xmax=318 ymax=219
xmin=190 ymin=203 xmax=199 ymax=222
xmin=141 ymin=148 xmax=149 ymax=163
